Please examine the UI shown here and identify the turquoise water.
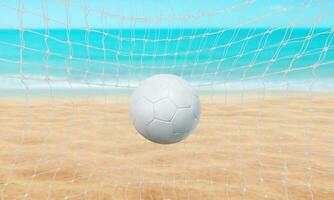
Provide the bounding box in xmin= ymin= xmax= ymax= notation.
xmin=0 ymin=28 xmax=333 ymax=92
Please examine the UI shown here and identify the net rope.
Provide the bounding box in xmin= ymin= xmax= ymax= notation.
xmin=0 ymin=0 xmax=333 ymax=199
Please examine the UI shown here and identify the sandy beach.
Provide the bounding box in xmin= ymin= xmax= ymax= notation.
xmin=0 ymin=93 xmax=333 ymax=199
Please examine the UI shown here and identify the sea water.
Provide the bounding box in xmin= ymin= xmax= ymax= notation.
xmin=0 ymin=28 xmax=333 ymax=94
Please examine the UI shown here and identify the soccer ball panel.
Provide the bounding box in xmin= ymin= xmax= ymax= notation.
xmin=133 ymin=119 xmax=147 ymax=135
xmin=177 ymin=77 xmax=195 ymax=93
xmin=154 ymin=98 xmax=177 ymax=122
xmin=173 ymin=132 xmax=190 ymax=143
xmin=129 ymin=74 xmax=201 ymax=144
xmin=191 ymin=95 xmax=201 ymax=119
xmin=172 ymin=108 xmax=196 ymax=133
xmin=168 ymin=84 xmax=192 ymax=108
xmin=140 ymin=78 xmax=169 ymax=103
xmin=146 ymin=120 xmax=174 ymax=144
xmin=191 ymin=118 xmax=199 ymax=131
xmin=130 ymin=97 xmax=154 ymax=127
xmin=130 ymin=87 xmax=142 ymax=106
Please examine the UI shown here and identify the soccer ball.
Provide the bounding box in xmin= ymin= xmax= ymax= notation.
xmin=129 ymin=74 xmax=201 ymax=144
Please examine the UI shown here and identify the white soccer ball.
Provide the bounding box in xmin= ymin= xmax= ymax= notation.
xmin=129 ymin=74 xmax=201 ymax=144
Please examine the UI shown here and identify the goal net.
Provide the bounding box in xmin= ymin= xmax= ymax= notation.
xmin=0 ymin=0 xmax=333 ymax=199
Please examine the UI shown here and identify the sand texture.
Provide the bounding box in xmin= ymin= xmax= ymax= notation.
xmin=0 ymin=93 xmax=333 ymax=199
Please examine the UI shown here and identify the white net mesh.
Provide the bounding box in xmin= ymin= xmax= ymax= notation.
xmin=0 ymin=0 xmax=333 ymax=199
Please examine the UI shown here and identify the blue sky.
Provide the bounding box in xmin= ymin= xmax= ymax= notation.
xmin=0 ymin=0 xmax=333 ymax=28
